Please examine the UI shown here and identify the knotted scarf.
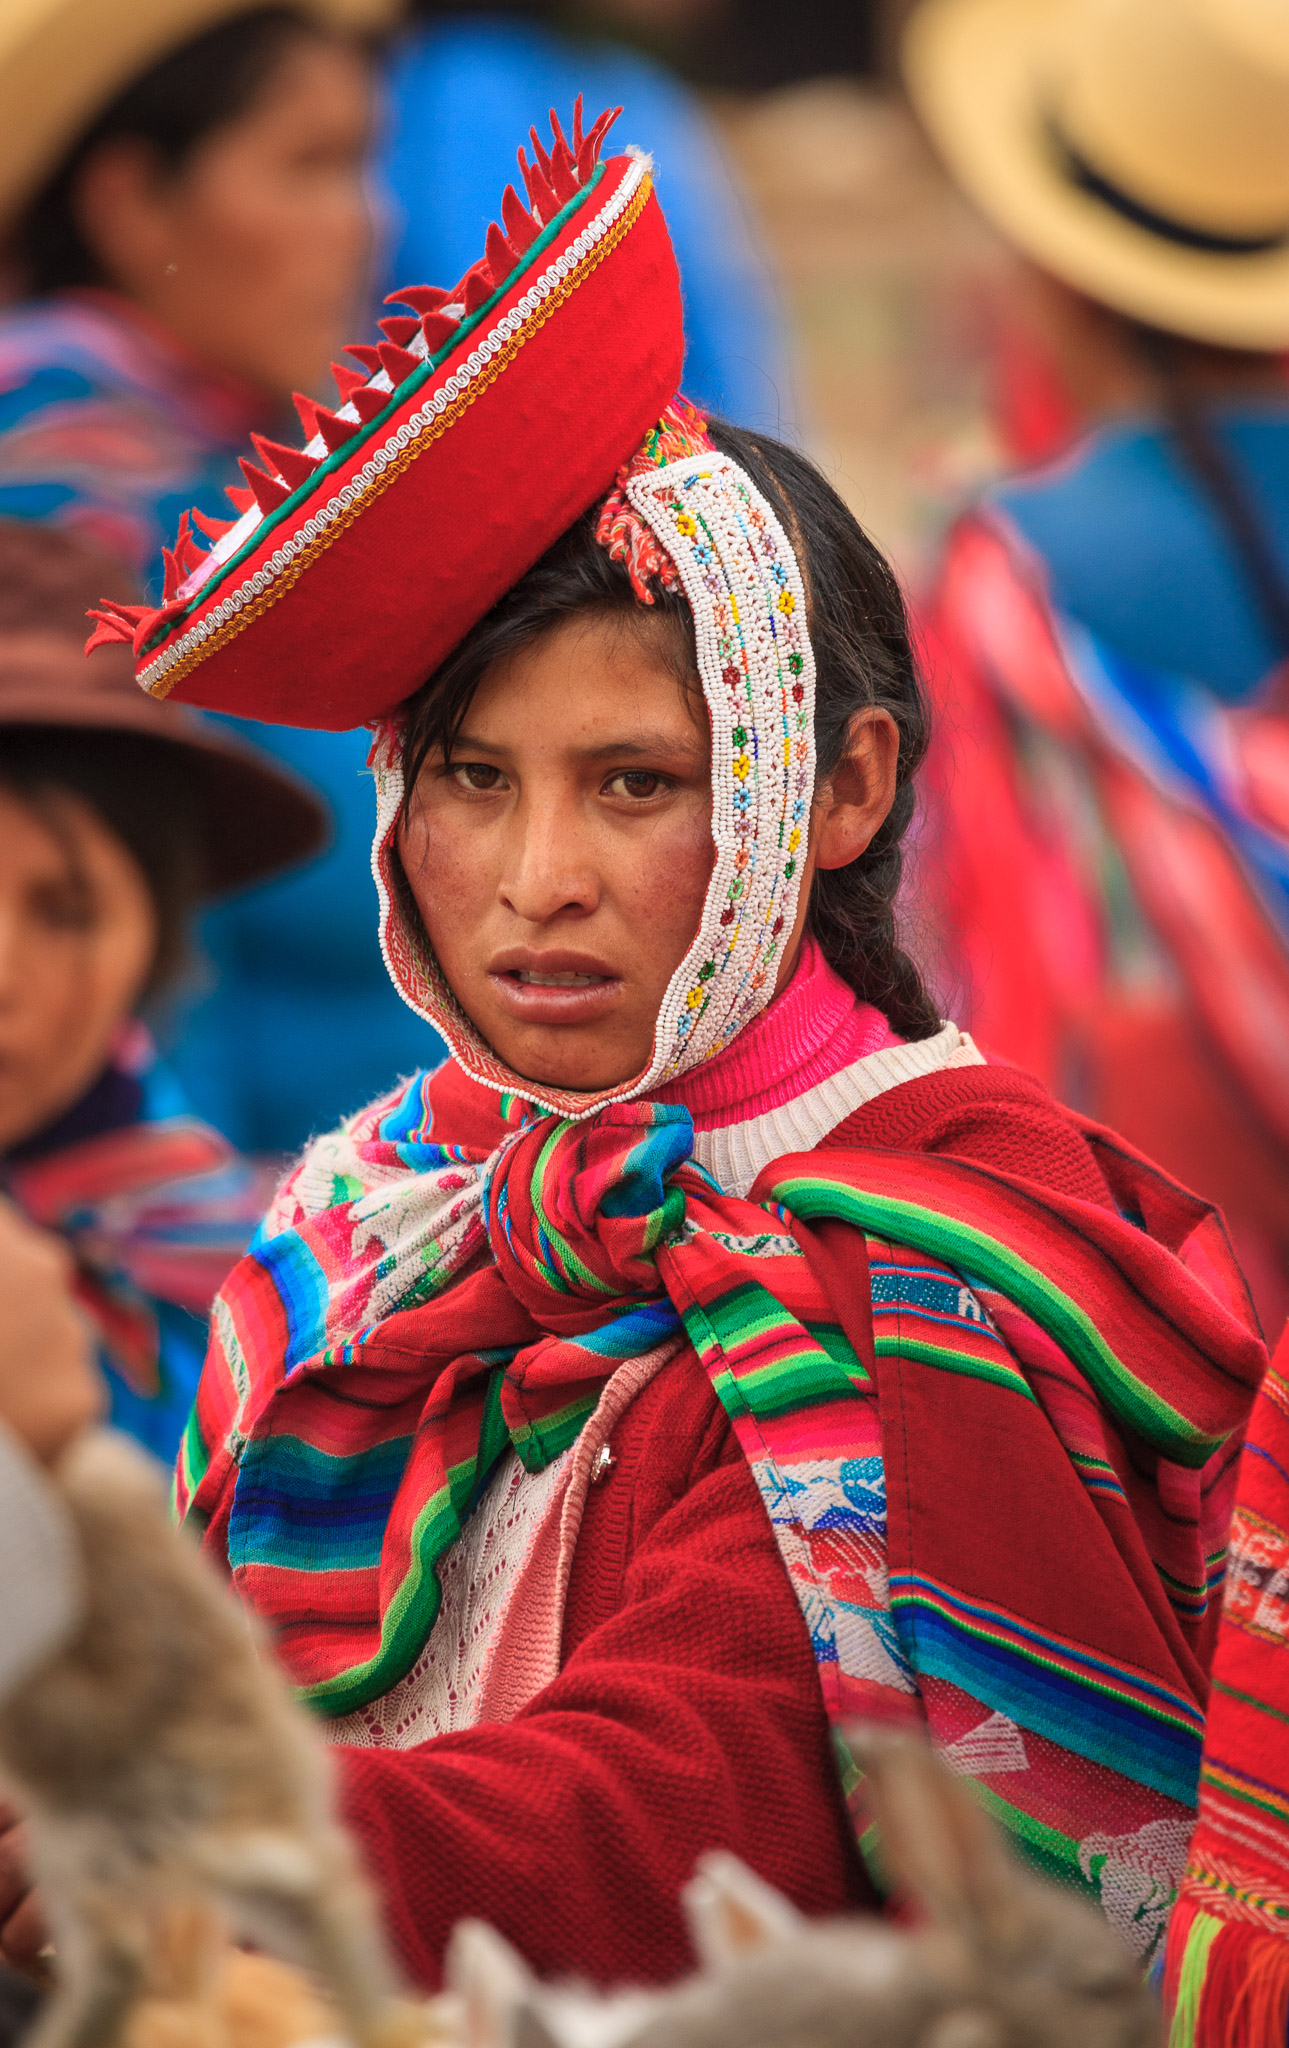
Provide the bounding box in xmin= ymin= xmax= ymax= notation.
xmin=185 ymin=1056 xmax=1265 ymax=1962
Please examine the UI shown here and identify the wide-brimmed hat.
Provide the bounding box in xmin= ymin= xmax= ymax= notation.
xmin=0 ymin=0 xmax=396 ymax=230
xmin=903 ymin=0 xmax=1289 ymax=350
xmin=0 ymin=521 xmax=326 ymax=893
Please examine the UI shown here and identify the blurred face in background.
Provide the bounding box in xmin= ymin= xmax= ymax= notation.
xmin=0 ymin=791 xmax=156 ymax=1150
xmin=71 ymin=30 xmax=375 ymax=401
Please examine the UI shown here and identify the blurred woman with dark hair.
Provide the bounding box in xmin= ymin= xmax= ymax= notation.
xmin=0 ymin=1 xmax=385 ymax=571
xmin=0 ymin=519 xmax=324 ymax=1463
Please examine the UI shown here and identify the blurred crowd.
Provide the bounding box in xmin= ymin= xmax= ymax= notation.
xmin=1 ymin=0 xmax=1289 ymax=2029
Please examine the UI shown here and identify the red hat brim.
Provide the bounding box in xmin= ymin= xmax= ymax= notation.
xmin=126 ymin=151 xmax=683 ymax=731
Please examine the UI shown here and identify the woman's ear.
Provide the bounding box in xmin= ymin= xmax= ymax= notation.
xmin=811 ymin=707 xmax=899 ymax=871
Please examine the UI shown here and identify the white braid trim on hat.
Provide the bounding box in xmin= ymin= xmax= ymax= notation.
xmin=369 ymin=451 xmax=816 ymax=1119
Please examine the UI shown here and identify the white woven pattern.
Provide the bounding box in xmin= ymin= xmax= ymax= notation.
xmin=137 ymin=152 xmax=651 ymax=699
xmin=368 ymin=452 xmax=818 ymax=1120
xmin=327 ymin=1447 xmax=570 ymax=1748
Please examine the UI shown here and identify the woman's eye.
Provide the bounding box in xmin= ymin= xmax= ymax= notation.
xmin=607 ymin=771 xmax=667 ymax=800
xmin=452 ymin=763 xmax=505 ymax=792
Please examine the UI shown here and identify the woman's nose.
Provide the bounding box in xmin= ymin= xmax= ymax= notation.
xmin=498 ymin=799 xmax=599 ymax=923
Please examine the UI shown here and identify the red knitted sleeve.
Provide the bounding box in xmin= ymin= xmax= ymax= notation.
xmin=335 ymin=1352 xmax=870 ymax=1991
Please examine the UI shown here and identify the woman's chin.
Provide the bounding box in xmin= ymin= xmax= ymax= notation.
xmin=485 ymin=1025 xmax=650 ymax=1098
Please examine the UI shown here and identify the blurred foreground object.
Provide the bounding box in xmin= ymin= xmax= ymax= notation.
xmin=125 ymin=1947 xmax=346 ymax=2048
xmin=0 ymin=521 xmax=323 ymax=1460
xmin=905 ymin=0 xmax=1289 ymax=1336
xmin=0 ymin=1 xmax=426 ymax=1159
xmin=0 ymin=1429 xmax=424 ymax=2048
xmin=430 ymin=1731 xmax=1157 ymax=2048
xmin=0 ymin=1196 xmax=95 ymax=1702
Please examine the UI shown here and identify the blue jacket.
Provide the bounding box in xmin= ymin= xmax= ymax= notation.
xmin=992 ymin=402 xmax=1289 ymax=702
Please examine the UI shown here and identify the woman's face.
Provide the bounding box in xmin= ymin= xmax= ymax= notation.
xmin=75 ymin=33 xmax=374 ymax=401
xmin=0 ymin=791 xmax=157 ymax=1150
xmin=399 ymin=612 xmax=716 ymax=1094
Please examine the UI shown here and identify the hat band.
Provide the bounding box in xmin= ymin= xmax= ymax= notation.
xmin=1050 ymin=120 xmax=1289 ymax=258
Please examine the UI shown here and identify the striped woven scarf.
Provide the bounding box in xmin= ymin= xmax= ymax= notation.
xmin=181 ymin=1058 xmax=1264 ymax=1963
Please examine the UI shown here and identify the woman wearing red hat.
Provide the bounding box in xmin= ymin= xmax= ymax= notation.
xmin=25 ymin=106 xmax=1263 ymax=1993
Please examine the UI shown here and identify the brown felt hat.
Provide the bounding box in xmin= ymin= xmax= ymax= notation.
xmin=0 ymin=0 xmax=398 ymax=228
xmin=904 ymin=0 xmax=1289 ymax=350
xmin=0 ymin=521 xmax=327 ymax=894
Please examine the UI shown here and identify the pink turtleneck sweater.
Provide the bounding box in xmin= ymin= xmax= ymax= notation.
xmin=655 ymin=936 xmax=902 ymax=1132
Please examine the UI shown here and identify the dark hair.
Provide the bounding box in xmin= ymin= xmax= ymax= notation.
xmin=0 ymin=729 xmax=205 ymax=995
xmin=14 ymin=7 xmax=322 ymax=296
xmin=398 ymin=417 xmax=941 ymax=1041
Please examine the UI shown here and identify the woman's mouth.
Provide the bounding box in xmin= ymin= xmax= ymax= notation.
xmin=487 ymin=958 xmax=624 ymax=1024
xmin=514 ymin=969 xmax=602 ymax=987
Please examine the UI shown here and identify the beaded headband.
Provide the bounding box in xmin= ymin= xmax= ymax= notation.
xmin=371 ymin=413 xmax=817 ymax=1117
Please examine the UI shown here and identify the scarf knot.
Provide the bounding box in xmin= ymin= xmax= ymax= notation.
xmin=484 ymin=1101 xmax=707 ymax=1344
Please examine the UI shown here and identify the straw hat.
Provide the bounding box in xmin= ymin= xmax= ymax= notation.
xmin=0 ymin=521 xmax=325 ymax=893
xmin=903 ymin=0 xmax=1289 ymax=349
xmin=0 ymin=0 xmax=398 ymax=229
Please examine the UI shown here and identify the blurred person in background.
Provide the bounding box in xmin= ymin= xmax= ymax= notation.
xmin=904 ymin=0 xmax=1289 ymax=1339
xmin=378 ymin=0 xmax=793 ymax=431
xmin=0 ymin=0 xmax=433 ymax=1160
xmin=0 ymin=520 xmax=324 ymax=1463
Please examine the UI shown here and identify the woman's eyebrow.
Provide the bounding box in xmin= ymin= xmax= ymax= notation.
xmin=445 ymin=730 xmax=708 ymax=763
xmin=577 ymin=731 xmax=709 ymax=762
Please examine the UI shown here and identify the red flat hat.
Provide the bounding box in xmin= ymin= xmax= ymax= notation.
xmin=89 ymin=104 xmax=684 ymax=731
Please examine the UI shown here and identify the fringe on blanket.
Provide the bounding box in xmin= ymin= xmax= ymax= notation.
xmin=1165 ymin=1893 xmax=1289 ymax=2046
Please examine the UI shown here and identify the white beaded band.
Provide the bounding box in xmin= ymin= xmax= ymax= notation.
xmin=369 ymin=452 xmax=816 ymax=1118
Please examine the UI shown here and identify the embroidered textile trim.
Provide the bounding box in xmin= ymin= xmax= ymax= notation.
xmin=369 ymin=449 xmax=818 ymax=1117
xmin=136 ymin=153 xmax=652 ymax=701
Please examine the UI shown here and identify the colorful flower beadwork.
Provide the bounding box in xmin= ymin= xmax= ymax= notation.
xmin=622 ymin=450 xmax=816 ymax=1083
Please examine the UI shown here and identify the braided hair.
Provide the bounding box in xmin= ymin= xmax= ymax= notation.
xmin=399 ymin=416 xmax=940 ymax=1042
